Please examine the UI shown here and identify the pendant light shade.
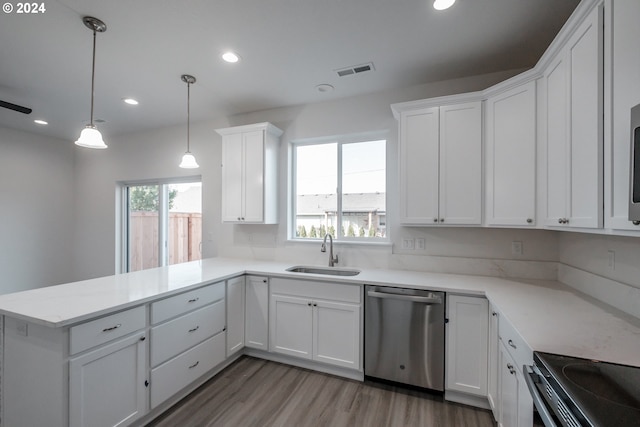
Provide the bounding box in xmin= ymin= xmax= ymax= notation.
xmin=433 ymin=0 xmax=455 ymax=10
xmin=75 ymin=16 xmax=107 ymax=149
xmin=179 ymin=74 xmax=199 ymax=169
xmin=75 ymin=125 xmax=107 ymax=149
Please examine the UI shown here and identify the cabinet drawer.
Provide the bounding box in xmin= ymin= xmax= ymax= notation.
xmin=270 ymin=278 xmax=361 ymax=303
xmin=150 ymin=332 xmax=226 ymax=408
xmin=498 ymin=315 xmax=532 ymax=372
xmin=70 ymin=306 xmax=146 ymax=355
xmin=151 ymin=282 xmax=225 ymax=324
xmin=150 ymin=300 xmax=225 ymax=367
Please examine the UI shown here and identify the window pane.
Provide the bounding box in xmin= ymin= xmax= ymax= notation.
xmin=168 ymin=182 xmax=202 ymax=265
xmin=128 ymin=185 xmax=159 ymax=272
xmin=341 ymin=140 xmax=386 ymax=238
xmin=295 ymin=143 xmax=337 ymax=239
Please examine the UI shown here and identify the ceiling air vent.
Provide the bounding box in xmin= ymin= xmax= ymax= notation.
xmin=335 ymin=62 xmax=375 ymax=77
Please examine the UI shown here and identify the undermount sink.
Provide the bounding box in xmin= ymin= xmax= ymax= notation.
xmin=286 ymin=266 xmax=361 ymax=276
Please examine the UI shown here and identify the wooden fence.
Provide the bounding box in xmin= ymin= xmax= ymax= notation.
xmin=129 ymin=212 xmax=202 ymax=272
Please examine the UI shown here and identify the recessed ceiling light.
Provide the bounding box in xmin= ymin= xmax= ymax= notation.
xmin=316 ymin=84 xmax=334 ymax=93
xmin=34 ymin=119 xmax=48 ymax=125
xmin=123 ymin=98 xmax=139 ymax=105
xmin=222 ymin=51 xmax=240 ymax=63
xmin=433 ymin=0 xmax=455 ymax=10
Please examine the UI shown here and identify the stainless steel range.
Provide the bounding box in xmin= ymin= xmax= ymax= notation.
xmin=525 ymin=352 xmax=640 ymax=427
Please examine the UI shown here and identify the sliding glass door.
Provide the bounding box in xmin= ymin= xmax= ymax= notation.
xmin=125 ymin=180 xmax=202 ymax=272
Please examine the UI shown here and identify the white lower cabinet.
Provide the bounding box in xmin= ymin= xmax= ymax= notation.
xmin=269 ymin=278 xmax=361 ymax=371
xmin=226 ymin=276 xmax=246 ymax=356
xmin=498 ymin=341 xmax=532 ymax=427
xmin=69 ymin=331 xmax=147 ymax=427
xmin=494 ymin=307 xmax=534 ymax=427
xmin=445 ymin=294 xmax=489 ymax=405
xmin=487 ymin=305 xmax=500 ymax=419
xmin=245 ymin=276 xmax=269 ymax=350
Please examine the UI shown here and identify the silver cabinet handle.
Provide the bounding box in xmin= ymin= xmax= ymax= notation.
xmin=367 ymin=290 xmax=442 ymax=304
xmin=633 ymin=220 xmax=640 ymax=226
xmin=188 ymin=361 xmax=199 ymax=369
xmin=440 ymin=218 xmax=444 ymax=222
xmin=102 ymin=324 xmax=121 ymax=332
xmin=508 ymin=339 xmax=517 ymax=349
xmin=507 ymin=363 xmax=515 ymax=374
xmin=526 ymin=218 xmax=533 ymax=224
xmin=492 ymin=312 xmax=498 ymax=316
xmin=558 ymin=218 xmax=563 ymax=224
xmin=188 ymin=326 xmax=199 ymax=333
xmin=188 ymin=297 xmax=199 ymax=303
xmin=433 ymin=218 xmax=438 ymax=223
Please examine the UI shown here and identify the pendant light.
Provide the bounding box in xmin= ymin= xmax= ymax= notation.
xmin=433 ymin=0 xmax=455 ymax=10
xmin=179 ymin=74 xmax=199 ymax=169
xmin=75 ymin=16 xmax=107 ymax=149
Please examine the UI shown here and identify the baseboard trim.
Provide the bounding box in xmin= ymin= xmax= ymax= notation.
xmin=444 ymin=390 xmax=491 ymax=410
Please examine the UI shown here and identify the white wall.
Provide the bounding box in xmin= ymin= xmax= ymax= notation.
xmin=71 ymin=68 xmax=559 ymax=282
xmin=0 ymin=127 xmax=75 ymax=292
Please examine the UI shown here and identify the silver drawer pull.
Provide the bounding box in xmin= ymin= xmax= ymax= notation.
xmin=507 ymin=363 xmax=516 ymax=374
xmin=188 ymin=326 xmax=199 ymax=333
xmin=188 ymin=297 xmax=199 ymax=303
xmin=188 ymin=361 xmax=199 ymax=369
xmin=102 ymin=324 xmax=121 ymax=332
xmin=508 ymin=339 xmax=517 ymax=349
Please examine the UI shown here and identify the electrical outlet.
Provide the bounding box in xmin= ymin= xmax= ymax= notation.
xmin=16 ymin=322 xmax=28 ymax=337
xmin=402 ymin=238 xmax=415 ymax=250
xmin=608 ymin=250 xmax=615 ymax=270
xmin=415 ymin=238 xmax=425 ymax=250
xmin=511 ymin=241 xmax=523 ymax=256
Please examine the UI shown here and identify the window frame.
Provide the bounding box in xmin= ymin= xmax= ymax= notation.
xmin=117 ymin=175 xmax=201 ymax=273
xmin=290 ymin=131 xmax=388 ymax=243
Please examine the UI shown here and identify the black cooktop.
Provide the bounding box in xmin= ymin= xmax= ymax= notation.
xmin=535 ymin=352 xmax=640 ymax=427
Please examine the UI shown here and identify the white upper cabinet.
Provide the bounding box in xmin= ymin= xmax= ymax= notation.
xmin=605 ymin=0 xmax=640 ymax=231
xmin=216 ymin=122 xmax=283 ymax=224
xmin=542 ymin=5 xmax=603 ymax=229
xmin=485 ymin=81 xmax=537 ymax=226
xmin=393 ymin=99 xmax=482 ymax=226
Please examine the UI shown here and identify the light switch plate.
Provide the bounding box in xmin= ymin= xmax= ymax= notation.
xmin=415 ymin=238 xmax=425 ymax=250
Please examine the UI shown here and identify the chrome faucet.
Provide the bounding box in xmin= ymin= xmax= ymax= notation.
xmin=320 ymin=234 xmax=338 ymax=267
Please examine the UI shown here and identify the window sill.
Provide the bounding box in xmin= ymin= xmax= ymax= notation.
xmin=286 ymin=238 xmax=392 ymax=248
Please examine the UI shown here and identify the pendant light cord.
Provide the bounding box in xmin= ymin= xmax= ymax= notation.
xmin=187 ymin=80 xmax=191 ymax=153
xmin=90 ymin=28 xmax=96 ymax=127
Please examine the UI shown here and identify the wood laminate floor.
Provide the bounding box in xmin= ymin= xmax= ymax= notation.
xmin=147 ymin=356 xmax=496 ymax=427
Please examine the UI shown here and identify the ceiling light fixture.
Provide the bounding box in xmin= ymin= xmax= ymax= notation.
xmin=123 ymin=98 xmax=139 ymax=105
xmin=433 ymin=0 xmax=455 ymax=10
xmin=222 ymin=51 xmax=240 ymax=63
xmin=75 ymin=16 xmax=107 ymax=149
xmin=34 ymin=119 xmax=48 ymax=125
xmin=178 ymin=74 xmax=199 ymax=169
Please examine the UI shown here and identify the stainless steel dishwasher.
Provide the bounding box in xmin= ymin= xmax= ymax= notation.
xmin=364 ymin=285 xmax=445 ymax=391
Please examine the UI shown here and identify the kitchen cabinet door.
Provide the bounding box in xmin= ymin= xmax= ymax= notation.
xmin=543 ymin=5 xmax=603 ymax=229
xmin=226 ymin=276 xmax=245 ymax=356
xmin=245 ymin=276 xmax=269 ymax=350
xmin=439 ymin=102 xmax=483 ymax=225
xmin=485 ymin=82 xmax=537 ymax=226
xmin=487 ymin=306 xmax=500 ymax=419
xmin=270 ymin=294 xmax=313 ymax=359
xmin=445 ymin=294 xmax=489 ymax=397
xmin=399 ymin=107 xmax=440 ymax=224
xmin=69 ymin=332 xmax=147 ymax=427
xmin=221 ymin=132 xmax=244 ymax=222
xmin=606 ymin=0 xmax=640 ymax=230
xmin=497 ymin=341 xmax=532 ymax=427
xmin=395 ymin=100 xmax=482 ymax=226
xmin=217 ymin=122 xmax=282 ymax=224
xmin=313 ymin=300 xmax=360 ymax=370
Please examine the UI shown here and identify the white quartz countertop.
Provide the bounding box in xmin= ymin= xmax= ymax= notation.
xmin=1 ymin=257 xmax=639 ymax=368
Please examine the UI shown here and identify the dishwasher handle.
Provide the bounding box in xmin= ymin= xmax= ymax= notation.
xmin=523 ymin=365 xmax=558 ymax=427
xmin=367 ymin=290 xmax=442 ymax=304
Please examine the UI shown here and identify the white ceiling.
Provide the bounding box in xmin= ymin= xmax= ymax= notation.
xmin=0 ymin=0 xmax=580 ymax=142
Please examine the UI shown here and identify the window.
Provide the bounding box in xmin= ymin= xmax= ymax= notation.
xmin=292 ymin=136 xmax=386 ymax=241
xmin=122 ymin=179 xmax=202 ymax=272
